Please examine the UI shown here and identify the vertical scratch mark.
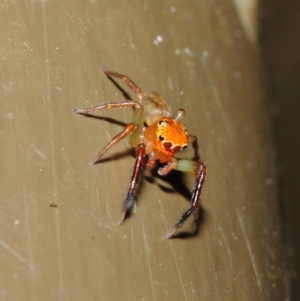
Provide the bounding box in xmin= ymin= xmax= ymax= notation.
xmin=219 ymin=227 xmax=233 ymax=269
xmin=23 ymin=189 xmax=38 ymax=301
xmin=41 ymin=3 xmax=64 ymax=299
xmin=141 ymin=222 xmax=156 ymax=301
xmin=169 ymin=242 xmax=188 ymax=301
xmin=54 ymin=210 xmax=64 ymax=298
xmin=130 ymin=227 xmax=135 ymax=264
xmin=201 ymin=53 xmax=233 ymax=139
xmin=236 ymin=209 xmax=262 ymax=291
xmin=23 ymin=188 xmax=34 ymax=273
xmin=205 ymin=243 xmax=223 ymax=300
xmin=41 ymin=7 xmax=56 ymax=194
xmin=156 ymin=190 xmax=188 ymax=301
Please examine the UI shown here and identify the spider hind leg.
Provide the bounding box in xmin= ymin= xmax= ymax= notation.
xmin=167 ymin=161 xmax=207 ymax=239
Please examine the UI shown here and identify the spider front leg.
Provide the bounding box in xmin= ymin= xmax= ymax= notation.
xmin=73 ymin=100 xmax=142 ymax=164
xmin=160 ymin=159 xmax=207 ymax=239
xmin=73 ymin=100 xmax=141 ymax=114
xmin=90 ymin=123 xmax=137 ymax=165
xmin=102 ymin=67 xmax=144 ymax=100
xmin=119 ymin=143 xmax=146 ymax=224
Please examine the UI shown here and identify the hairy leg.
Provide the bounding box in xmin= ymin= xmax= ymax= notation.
xmin=102 ymin=67 xmax=143 ymax=99
xmin=90 ymin=123 xmax=137 ymax=165
xmin=167 ymin=161 xmax=207 ymax=238
xmin=73 ymin=100 xmax=141 ymax=114
xmin=119 ymin=144 xmax=146 ymax=224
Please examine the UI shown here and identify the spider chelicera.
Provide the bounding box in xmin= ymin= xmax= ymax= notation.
xmin=73 ymin=68 xmax=207 ymax=238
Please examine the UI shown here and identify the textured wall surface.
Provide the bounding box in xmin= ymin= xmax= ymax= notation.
xmin=0 ymin=1 xmax=288 ymax=300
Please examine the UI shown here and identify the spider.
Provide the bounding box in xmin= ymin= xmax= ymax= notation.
xmin=73 ymin=67 xmax=207 ymax=238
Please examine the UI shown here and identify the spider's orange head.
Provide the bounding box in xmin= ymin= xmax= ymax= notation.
xmin=144 ymin=117 xmax=187 ymax=156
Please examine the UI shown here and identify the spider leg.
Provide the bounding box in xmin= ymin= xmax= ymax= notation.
xmin=119 ymin=143 xmax=146 ymax=224
xmin=102 ymin=67 xmax=144 ymax=100
xmin=187 ymin=134 xmax=200 ymax=161
xmin=166 ymin=161 xmax=207 ymax=239
xmin=173 ymin=108 xmax=185 ymax=121
xmin=73 ymin=100 xmax=141 ymax=114
xmin=90 ymin=123 xmax=137 ymax=165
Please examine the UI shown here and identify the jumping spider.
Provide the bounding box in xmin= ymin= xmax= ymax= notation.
xmin=73 ymin=68 xmax=206 ymax=238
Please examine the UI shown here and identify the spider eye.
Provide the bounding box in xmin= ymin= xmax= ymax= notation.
xmin=158 ymin=120 xmax=168 ymax=127
xmin=159 ymin=135 xmax=164 ymax=141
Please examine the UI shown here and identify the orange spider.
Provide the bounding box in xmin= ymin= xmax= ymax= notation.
xmin=73 ymin=68 xmax=207 ymax=238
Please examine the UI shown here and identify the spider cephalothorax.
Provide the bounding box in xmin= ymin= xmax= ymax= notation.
xmin=144 ymin=118 xmax=187 ymax=163
xmin=73 ymin=68 xmax=206 ymax=238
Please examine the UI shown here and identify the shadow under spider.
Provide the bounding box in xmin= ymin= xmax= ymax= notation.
xmin=92 ymin=148 xmax=133 ymax=164
xmin=145 ymin=163 xmax=206 ymax=239
xmin=106 ymin=72 xmax=133 ymax=101
xmin=79 ymin=114 xmax=127 ymax=128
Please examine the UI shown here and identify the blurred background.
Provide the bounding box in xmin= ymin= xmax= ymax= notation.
xmin=235 ymin=0 xmax=300 ymax=298
xmin=257 ymin=0 xmax=300 ymax=299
